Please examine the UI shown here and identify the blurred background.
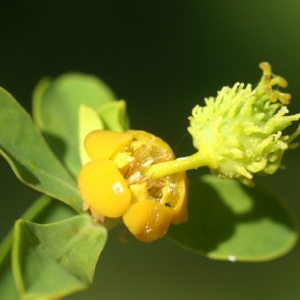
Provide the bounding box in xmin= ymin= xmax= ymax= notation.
xmin=1 ymin=0 xmax=300 ymax=299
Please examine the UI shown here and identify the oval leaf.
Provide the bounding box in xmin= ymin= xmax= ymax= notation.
xmin=97 ymin=100 xmax=129 ymax=132
xmin=0 ymin=195 xmax=78 ymax=300
xmin=12 ymin=215 xmax=107 ymax=300
xmin=167 ymin=175 xmax=297 ymax=262
xmin=32 ymin=73 xmax=116 ymax=177
xmin=78 ymin=104 xmax=104 ymax=166
xmin=0 ymin=88 xmax=82 ymax=213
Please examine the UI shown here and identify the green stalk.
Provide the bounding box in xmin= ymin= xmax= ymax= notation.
xmin=142 ymin=148 xmax=218 ymax=179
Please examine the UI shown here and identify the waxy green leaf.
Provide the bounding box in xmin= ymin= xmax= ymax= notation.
xmin=167 ymin=175 xmax=297 ymax=262
xmin=12 ymin=214 xmax=107 ymax=300
xmin=0 ymin=88 xmax=82 ymax=213
xmin=32 ymin=73 xmax=116 ymax=177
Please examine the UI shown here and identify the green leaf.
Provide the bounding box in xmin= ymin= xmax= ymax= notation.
xmin=0 ymin=88 xmax=82 ymax=213
xmin=0 ymin=195 xmax=77 ymax=268
xmin=32 ymin=73 xmax=116 ymax=177
xmin=167 ymin=175 xmax=297 ymax=262
xmin=12 ymin=214 xmax=107 ymax=300
xmin=0 ymin=263 xmax=18 ymax=300
xmin=78 ymin=104 xmax=104 ymax=166
xmin=0 ymin=195 xmax=78 ymax=300
xmin=98 ymin=100 xmax=129 ymax=132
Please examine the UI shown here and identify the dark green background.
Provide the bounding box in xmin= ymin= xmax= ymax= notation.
xmin=1 ymin=1 xmax=300 ymax=299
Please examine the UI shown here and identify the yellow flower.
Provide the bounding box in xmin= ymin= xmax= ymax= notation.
xmin=78 ymin=130 xmax=187 ymax=242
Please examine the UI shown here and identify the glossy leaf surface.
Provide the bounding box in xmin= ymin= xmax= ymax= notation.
xmin=0 ymin=88 xmax=82 ymax=213
xmin=12 ymin=214 xmax=107 ymax=300
xmin=32 ymin=73 xmax=116 ymax=177
xmin=167 ymin=175 xmax=297 ymax=262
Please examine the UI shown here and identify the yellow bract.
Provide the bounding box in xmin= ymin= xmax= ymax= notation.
xmin=167 ymin=172 xmax=188 ymax=225
xmin=84 ymin=130 xmax=134 ymax=160
xmin=78 ymin=160 xmax=131 ymax=218
xmin=123 ymin=200 xmax=174 ymax=242
xmin=78 ymin=129 xmax=188 ymax=242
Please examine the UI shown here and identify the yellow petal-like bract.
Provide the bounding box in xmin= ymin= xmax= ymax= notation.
xmin=78 ymin=129 xmax=188 ymax=242
xmin=78 ymin=160 xmax=131 ymax=218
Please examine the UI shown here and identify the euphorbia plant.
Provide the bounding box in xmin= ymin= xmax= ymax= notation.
xmin=0 ymin=62 xmax=299 ymax=299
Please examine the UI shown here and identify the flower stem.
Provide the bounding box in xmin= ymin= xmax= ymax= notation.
xmin=142 ymin=147 xmax=218 ymax=179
